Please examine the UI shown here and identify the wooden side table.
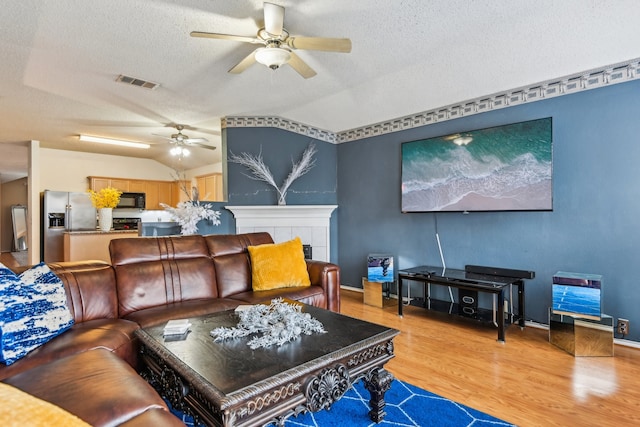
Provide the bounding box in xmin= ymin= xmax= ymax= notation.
xmin=362 ymin=277 xmax=392 ymax=308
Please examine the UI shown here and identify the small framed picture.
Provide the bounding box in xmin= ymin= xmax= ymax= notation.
xmin=367 ymin=254 xmax=394 ymax=283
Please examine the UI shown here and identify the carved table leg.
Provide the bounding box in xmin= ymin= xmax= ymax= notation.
xmin=363 ymin=368 xmax=394 ymax=423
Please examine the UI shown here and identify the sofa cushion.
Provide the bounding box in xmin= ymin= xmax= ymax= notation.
xmin=205 ymin=232 xmax=274 ymax=297
xmin=0 ymin=263 xmax=74 ymax=365
xmin=0 ymin=318 xmax=140 ymax=381
xmin=110 ymin=236 xmax=219 ymax=317
xmin=123 ymin=298 xmax=241 ymax=328
xmin=4 ymin=349 xmax=170 ymax=427
xmin=248 ymin=237 xmax=311 ymax=291
xmin=0 ymin=382 xmax=90 ymax=426
xmin=229 ymin=285 xmax=327 ymax=308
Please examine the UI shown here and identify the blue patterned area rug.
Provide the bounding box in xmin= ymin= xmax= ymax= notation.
xmin=170 ymin=379 xmax=515 ymax=427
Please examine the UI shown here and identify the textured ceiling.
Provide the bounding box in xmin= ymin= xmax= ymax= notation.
xmin=1 ymin=0 xmax=640 ymax=182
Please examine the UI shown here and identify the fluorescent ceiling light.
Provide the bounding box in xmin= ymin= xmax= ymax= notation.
xmin=79 ymin=134 xmax=150 ymax=149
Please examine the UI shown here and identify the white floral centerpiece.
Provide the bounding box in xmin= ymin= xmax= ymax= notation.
xmin=161 ymin=173 xmax=221 ymax=235
xmin=160 ymin=200 xmax=221 ymax=235
xmin=210 ymin=298 xmax=326 ymax=349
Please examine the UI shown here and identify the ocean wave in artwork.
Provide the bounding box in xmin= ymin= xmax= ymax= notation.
xmin=402 ymin=146 xmax=552 ymax=212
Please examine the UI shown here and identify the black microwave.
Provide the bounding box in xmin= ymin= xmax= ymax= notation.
xmin=116 ymin=192 xmax=146 ymax=209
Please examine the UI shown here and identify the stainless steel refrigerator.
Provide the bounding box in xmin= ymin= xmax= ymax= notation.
xmin=42 ymin=190 xmax=97 ymax=262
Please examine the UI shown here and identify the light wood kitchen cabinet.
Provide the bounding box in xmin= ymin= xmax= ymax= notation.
xmin=157 ymin=181 xmax=173 ymax=207
xmin=128 ymin=180 xmax=146 ymax=193
xmin=88 ymin=176 xmax=130 ymax=192
xmin=195 ymin=173 xmax=223 ymax=201
xmin=88 ymin=176 xmax=182 ymax=209
xmin=136 ymin=181 xmax=173 ymax=210
xmin=172 ymin=180 xmax=192 ymax=204
xmin=110 ymin=179 xmax=130 ymax=192
xmin=143 ymin=181 xmax=159 ymax=210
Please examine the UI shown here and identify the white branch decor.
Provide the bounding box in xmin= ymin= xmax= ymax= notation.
xmin=210 ymin=298 xmax=326 ymax=349
xmin=229 ymin=143 xmax=317 ymax=205
xmin=160 ymin=201 xmax=221 ymax=235
xmin=161 ymin=169 xmax=222 ymax=235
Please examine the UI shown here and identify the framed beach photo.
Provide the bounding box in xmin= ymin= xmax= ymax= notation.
xmin=367 ymin=254 xmax=394 ymax=283
xmin=401 ymin=117 xmax=553 ymax=212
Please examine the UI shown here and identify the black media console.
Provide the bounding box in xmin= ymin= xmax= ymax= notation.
xmin=397 ymin=265 xmax=535 ymax=342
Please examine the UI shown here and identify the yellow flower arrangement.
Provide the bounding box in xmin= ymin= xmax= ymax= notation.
xmin=87 ymin=187 xmax=123 ymax=209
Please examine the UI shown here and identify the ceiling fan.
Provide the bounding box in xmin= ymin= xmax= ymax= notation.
xmin=153 ymin=125 xmax=216 ymax=157
xmin=190 ymin=2 xmax=352 ymax=79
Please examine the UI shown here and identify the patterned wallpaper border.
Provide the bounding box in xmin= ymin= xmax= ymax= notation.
xmin=223 ymin=57 xmax=640 ymax=144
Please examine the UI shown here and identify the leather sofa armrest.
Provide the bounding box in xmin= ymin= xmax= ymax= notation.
xmin=306 ymin=260 xmax=340 ymax=312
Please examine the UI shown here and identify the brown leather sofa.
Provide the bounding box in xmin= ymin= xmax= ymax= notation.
xmin=1 ymin=232 xmax=341 ymax=426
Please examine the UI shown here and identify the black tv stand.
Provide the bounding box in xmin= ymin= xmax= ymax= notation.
xmin=397 ymin=265 xmax=534 ymax=342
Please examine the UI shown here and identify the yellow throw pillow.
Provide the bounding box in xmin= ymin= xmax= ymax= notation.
xmin=249 ymin=237 xmax=311 ymax=291
xmin=0 ymin=382 xmax=91 ymax=427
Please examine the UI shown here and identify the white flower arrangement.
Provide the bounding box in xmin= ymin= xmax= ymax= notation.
xmin=160 ymin=200 xmax=221 ymax=235
xmin=161 ymin=170 xmax=222 ymax=235
xmin=228 ymin=142 xmax=317 ymax=205
xmin=210 ymin=298 xmax=326 ymax=349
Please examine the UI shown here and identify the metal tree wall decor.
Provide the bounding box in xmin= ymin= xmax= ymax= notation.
xmin=229 ymin=143 xmax=316 ymax=205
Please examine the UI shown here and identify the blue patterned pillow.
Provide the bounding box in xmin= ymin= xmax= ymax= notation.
xmin=0 ymin=262 xmax=74 ymax=365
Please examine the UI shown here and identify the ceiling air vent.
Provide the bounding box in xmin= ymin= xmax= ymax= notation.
xmin=115 ymin=74 xmax=160 ymax=90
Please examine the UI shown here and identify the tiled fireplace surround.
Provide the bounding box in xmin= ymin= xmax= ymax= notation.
xmin=225 ymin=205 xmax=337 ymax=262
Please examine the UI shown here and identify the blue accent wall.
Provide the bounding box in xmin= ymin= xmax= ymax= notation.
xmin=226 ymin=127 xmax=337 ymax=205
xmin=337 ymin=78 xmax=640 ymax=340
xmin=224 ymin=127 xmax=339 ymax=262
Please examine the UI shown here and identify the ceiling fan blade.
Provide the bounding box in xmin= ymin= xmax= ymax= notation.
xmin=184 ymin=137 xmax=209 ymax=144
xmin=264 ymin=2 xmax=284 ymax=36
xmin=186 ymin=142 xmax=217 ymax=151
xmin=190 ymin=31 xmax=261 ymax=44
xmin=288 ymin=52 xmax=317 ymax=79
xmin=229 ymin=50 xmax=257 ymax=74
xmin=286 ymin=37 xmax=352 ymax=53
xmin=151 ymin=133 xmax=175 ymax=141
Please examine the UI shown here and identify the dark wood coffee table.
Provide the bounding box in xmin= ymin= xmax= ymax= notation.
xmin=135 ymin=304 xmax=400 ymax=427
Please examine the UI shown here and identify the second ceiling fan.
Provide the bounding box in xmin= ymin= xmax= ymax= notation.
xmin=190 ymin=2 xmax=352 ymax=79
xmin=153 ymin=125 xmax=216 ymax=157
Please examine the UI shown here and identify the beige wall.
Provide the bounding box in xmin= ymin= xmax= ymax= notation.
xmin=39 ymin=148 xmax=180 ymax=192
xmin=185 ymin=163 xmax=221 ymax=179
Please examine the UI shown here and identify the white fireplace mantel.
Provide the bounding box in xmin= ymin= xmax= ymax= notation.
xmin=226 ymin=205 xmax=337 ymax=262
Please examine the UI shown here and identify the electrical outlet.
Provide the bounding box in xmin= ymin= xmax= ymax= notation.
xmin=617 ymin=318 xmax=630 ymax=335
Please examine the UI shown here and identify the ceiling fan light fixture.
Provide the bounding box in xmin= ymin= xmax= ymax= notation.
xmin=255 ymin=47 xmax=291 ymax=70
xmin=170 ymin=146 xmax=190 ymax=157
xmin=78 ymin=134 xmax=150 ymax=149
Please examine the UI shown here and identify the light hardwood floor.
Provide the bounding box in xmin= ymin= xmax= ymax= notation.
xmin=339 ymin=289 xmax=640 ymax=427
xmin=0 ymin=252 xmax=22 ymax=270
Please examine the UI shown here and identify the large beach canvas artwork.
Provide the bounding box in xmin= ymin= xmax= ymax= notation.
xmin=401 ymin=117 xmax=553 ymax=212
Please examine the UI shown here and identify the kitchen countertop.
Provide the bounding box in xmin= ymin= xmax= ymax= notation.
xmin=64 ymin=229 xmax=139 ymax=235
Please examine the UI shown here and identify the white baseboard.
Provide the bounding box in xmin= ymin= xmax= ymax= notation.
xmin=614 ymin=338 xmax=640 ymax=349
xmin=340 ymin=285 xmax=363 ymax=293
